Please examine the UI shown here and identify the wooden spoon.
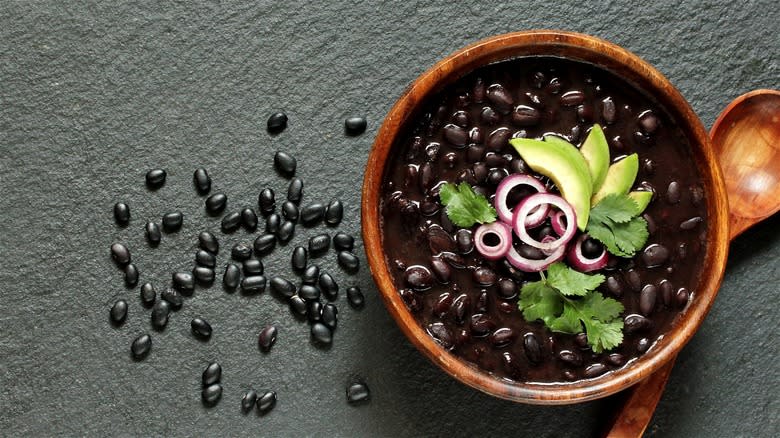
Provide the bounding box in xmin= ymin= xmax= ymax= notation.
xmin=605 ymin=89 xmax=780 ymax=437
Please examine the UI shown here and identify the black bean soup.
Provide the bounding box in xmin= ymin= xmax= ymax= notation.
xmin=379 ymin=56 xmax=708 ymax=383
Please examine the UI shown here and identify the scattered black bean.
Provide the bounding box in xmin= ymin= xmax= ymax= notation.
xmin=131 ymin=333 xmax=151 ymax=359
xmin=241 ymin=390 xmax=258 ymax=413
xmin=291 ymin=246 xmax=307 ymax=272
xmin=289 ymin=295 xmax=308 ymax=316
xmin=267 ymin=113 xmax=288 ymax=134
xmin=124 ymin=264 xmax=139 ymax=288
xmin=230 ymin=243 xmax=252 ymax=261
xmin=346 ymin=381 xmax=370 ymax=404
xmin=110 ymin=299 xmax=128 ymax=325
xmin=223 ymin=264 xmax=241 ymax=290
xmin=145 ymin=169 xmax=166 ymax=189
xmin=240 ymin=208 xmax=258 ymax=231
xmin=191 ymin=317 xmax=212 ymax=339
xmin=253 ymin=234 xmax=276 ymax=256
xmin=110 ymin=243 xmax=131 ymax=266
xmin=266 ymin=213 xmax=281 ymax=234
xmin=258 ymin=188 xmax=276 ymax=215
xmin=316 ymin=273 xmax=338 ymax=300
xmin=193 ymin=168 xmax=211 ymax=195
xmin=300 ymin=265 xmax=320 ymax=286
xmin=332 ymin=232 xmax=354 ymax=251
xmin=269 ymin=277 xmax=296 ymax=299
xmin=162 ymin=212 xmax=183 ymax=233
xmin=172 ymin=272 xmax=194 ymax=293
xmin=161 ymin=287 xmax=183 ymax=310
xmin=298 ymin=284 xmax=320 ymax=301
xmin=277 ymin=221 xmax=295 ymax=243
xmin=114 ymin=202 xmax=130 ymax=225
xmin=198 ymin=231 xmax=219 ymax=254
xmin=338 ymin=251 xmax=359 ymax=272
xmin=300 ymin=203 xmax=326 ymax=225
xmin=242 ymin=259 xmax=264 ymax=276
xmin=308 ymin=234 xmax=330 ymax=256
xmin=322 ymin=303 xmax=338 ymax=330
xmin=202 ymin=383 xmax=222 ymax=406
xmin=140 ymin=283 xmax=156 ymax=307
xmin=195 ymin=250 xmax=216 ymax=269
xmin=202 ymin=362 xmax=222 ymax=386
xmin=282 ymin=201 xmax=299 ymax=222
xmin=145 ymin=222 xmax=161 ymax=246
xmin=325 ymin=200 xmax=343 ymax=226
xmin=286 ymin=178 xmax=303 ymax=203
xmin=345 ymin=117 xmax=367 ymax=135
xmin=241 ymin=275 xmax=267 ymax=294
xmin=256 ymin=391 xmax=277 ymax=414
xmin=311 ymin=322 xmax=333 ymax=345
xmin=151 ymin=300 xmax=170 ymax=329
xmin=221 ymin=212 xmax=241 ymax=233
xmin=347 ymin=286 xmax=364 ymax=309
xmin=307 ymin=300 xmax=323 ymax=323
xmin=205 ymin=193 xmax=228 ymax=215
xmin=193 ymin=266 xmax=215 ymax=284
xmin=257 ymin=325 xmax=277 ymax=352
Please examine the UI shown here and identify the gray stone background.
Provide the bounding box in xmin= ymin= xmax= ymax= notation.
xmin=0 ymin=1 xmax=777 ymax=436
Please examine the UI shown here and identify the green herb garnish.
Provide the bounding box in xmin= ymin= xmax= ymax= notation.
xmin=585 ymin=193 xmax=649 ymax=258
xmin=439 ymin=182 xmax=496 ymax=228
xmin=519 ymin=263 xmax=623 ymax=353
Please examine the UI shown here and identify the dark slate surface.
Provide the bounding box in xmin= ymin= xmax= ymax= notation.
xmin=1 ymin=1 xmax=778 ymax=436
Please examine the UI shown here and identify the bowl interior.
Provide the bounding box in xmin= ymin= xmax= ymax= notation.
xmin=362 ymin=30 xmax=729 ymax=404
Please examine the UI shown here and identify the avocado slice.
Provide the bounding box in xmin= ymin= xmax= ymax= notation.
xmin=579 ymin=125 xmax=610 ymax=193
xmin=628 ymin=190 xmax=653 ymax=213
xmin=591 ymin=154 xmax=639 ymax=206
xmin=509 ymin=137 xmax=592 ymax=231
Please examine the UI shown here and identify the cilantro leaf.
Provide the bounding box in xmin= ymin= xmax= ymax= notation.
xmin=582 ymin=318 xmax=624 ymax=353
xmin=518 ymin=281 xmax=562 ymax=326
xmin=546 ymin=262 xmax=605 ymax=297
xmin=581 ymin=291 xmax=624 ymax=321
xmin=439 ymin=182 xmax=497 ymax=228
xmin=586 ymin=193 xmax=649 ymax=258
xmin=547 ymin=304 xmax=582 ymax=333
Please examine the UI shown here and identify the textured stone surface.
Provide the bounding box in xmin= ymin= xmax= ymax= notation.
xmin=0 ymin=1 xmax=778 ymax=436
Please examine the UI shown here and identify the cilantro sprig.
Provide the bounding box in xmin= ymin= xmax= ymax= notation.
xmin=586 ymin=193 xmax=649 ymax=258
xmin=519 ymin=263 xmax=624 ymax=353
xmin=439 ymin=182 xmax=496 ymax=228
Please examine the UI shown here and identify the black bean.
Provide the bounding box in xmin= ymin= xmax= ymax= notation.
xmin=256 ymin=391 xmax=277 ymax=414
xmin=680 ymin=216 xmax=703 ymax=230
xmin=486 ymin=127 xmax=512 ymax=152
xmin=287 ymin=177 xmax=303 ymax=203
xmin=258 ymin=325 xmax=277 ymax=352
xmin=428 ymin=322 xmax=454 ymax=349
xmin=298 ymin=284 xmax=320 ymax=301
xmin=321 ymin=303 xmax=338 ymax=330
xmin=230 ymin=243 xmax=252 ymax=261
xmin=205 ymin=193 xmax=227 ymax=215
xmin=403 ymin=266 xmax=434 ymax=290
xmin=307 ymin=300 xmax=323 ymax=323
xmin=430 ymin=257 xmax=452 ymax=283
xmin=311 ymin=322 xmax=332 ymax=345
xmin=280 ymin=201 xmax=299 ymax=222
xmin=258 ymin=188 xmax=276 ymax=215
xmin=347 ymin=286 xmax=364 ymax=309
xmin=195 ymin=250 xmax=216 ymax=269
xmin=584 ymin=363 xmax=608 ymax=378
xmin=140 ymin=283 xmax=156 ymax=307
xmin=443 ymin=123 xmax=468 ymax=147
xmin=690 ymin=185 xmax=704 ymax=205
xmin=191 ymin=317 xmax=212 ymax=339
xmin=637 ymin=337 xmax=651 ymax=353
xmin=490 ymin=328 xmax=516 ymax=348
xmin=266 ymin=213 xmax=281 ymax=234
xmin=267 ymin=112 xmax=288 ymax=134
xmin=577 ymin=104 xmax=594 ymax=123
xmin=131 ymin=334 xmax=151 ymax=360
xmin=145 ymin=222 xmax=161 ymax=246
xmin=469 ymin=314 xmax=495 ymax=337
xmin=110 ymin=243 xmax=131 ymax=266
xmin=452 ymin=111 xmax=469 ymax=127
xmin=675 ymin=288 xmax=690 ymax=307
xmin=546 ymin=77 xmax=562 ymax=94
xmin=161 ymin=287 xmax=183 ymax=310
xmin=151 ymin=300 xmax=170 ymax=329
xmin=638 ymin=110 xmax=660 ymax=134
xmin=605 ymin=275 xmax=624 ymax=298
xmin=560 ymin=90 xmax=585 ymax=106
xmin=109 ymin=299 xmax=128 ymax=325
xmin=500 ymin=351 xmax=523 ymax=379
xmin=241 ymin=390 xmax=258 ymax=413
xmin=473 ymin=77 xmax=486 ymax=102
xmin=642 ymin=244 xmax=670 ymax=268
xmin=558 ymin=350 xmax=582 ymax=366
xmin=666 ymin=181 xmax=681 ymax=204
xmin=241 ymin=275 xmax=267 ymax=294
xmin=250 ymin=236 xmax=274 ymax=258
xmin=338 ymin=251 xmax=359 ymax=272
xmin=472 ymin=162 xmax=488 ymax=183
xmin=145 ymin=169 xmax=166 ymax=189
xmin=301 ymin=264 xmax=320 ymax=285
xmin=486 ymin=84 xmax=513 ymax=113
xmin=242 ymin=259 xmax=264 ymax=276
xmin=659 ymin=280 xmax=674 ymax=306
xmin=324 ymin=200 xmax=343 ymax=226
xmin=426 ymin=225 xmax=456 ymax=254
xmin=193 ymin=168 xmax=211 ymax=195
xmin=221 ymin=212 xmax=241 ymax=233
xmin=240 ymin=208 xmax=258 ymax=231
xmin=345 ymin=117 xmax=367 ymax=136
xmin=193 ymin=267 xmax=215 ymax=285
xmin=625 ymin=269 xmax=642 ymax=291
xmin=202 ymin=383 xmax=222 ymax=407
xmin=300 ymin=203 xmax=326 ymax=225
xmin=291 ymin=246 xmax=307 ymax=272
xmin=440 ymin=252 xmax=466 ymax=269
xmin=289 ymin=295 xmax=308 ymax=316
xmin=114 ymin=202 xmax=130 ymax=225
xmin=523 ymin=333 xmax=542 ymax=363
xmin=640 ymin=284 xmax=657 ymax=316
xmin=202 ymin=362 xmax=222 ymax=385
xmin=124 ymin=264 xmax=139 ymax=288
xmin=277 ymin=221 xmax=295 ymax=243
xmin=473 ymin=267 xmax=497 ymax=286
xmin=270 ymin=277 xmax=296 ymax=299
xmin=511 ymin=105 xmax=541 ymax=126
xmin=223 ymin=264 xmax=240 ymax=290
xmin=494 ymin=278 xmax=516 ymax=300
xmin=486 ymin=168 xmax=508 ymax=186
xmin=606 ymin=353 xmax=625 ymax=367
xmin=162 ymin=212 xmax=183 ymax=233
xmin=328 ymin=235 xmax=351 ymax=255
xmin=624 ymin=314 xmax=653 ymax=333
xmin=602 ymin=97 xmax=616 ymax=124
xmin=171 ymin=272 xmax=193 ymax=293
xmin=346 ymin=381 xmax=370 ymax=404
xmin=198 ymin=231 xmax=219 ymax=254
xmin=433 ymin=293 xmax=453 ymax=318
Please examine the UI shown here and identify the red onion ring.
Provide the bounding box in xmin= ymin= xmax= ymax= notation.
xmin=567 ymin=234 xmax=608 ymax=272
xmin=513 ymin=193 xmax=577 ymax=251
xmin=474 ymin=221 xmax=512 ymax=260
xmin=550 ymin=210 xmax=567 ymax=236
xmin=494 ymin=174 xmax=548 ymax=225
xmin=506 ymin=238 xmax=567 ymax=272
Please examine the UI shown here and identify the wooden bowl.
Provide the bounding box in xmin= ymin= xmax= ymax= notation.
xmin=361 ymin=30 xmax=729 ymax=404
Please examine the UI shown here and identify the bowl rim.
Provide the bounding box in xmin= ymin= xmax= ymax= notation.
xmin=361 ymin=30 xmax=729 ymax=404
